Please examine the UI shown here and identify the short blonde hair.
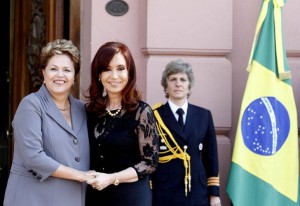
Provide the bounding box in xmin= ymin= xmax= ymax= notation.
xmin=40 ymin=39 xmax=80 ymax=75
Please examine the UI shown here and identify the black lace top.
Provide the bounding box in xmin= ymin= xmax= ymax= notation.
xmin=87 ymin=101 xmax=159 ymax=178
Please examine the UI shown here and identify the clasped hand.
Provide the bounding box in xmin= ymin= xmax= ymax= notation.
xmin=86 ymin=172 xmax=113 ymax=191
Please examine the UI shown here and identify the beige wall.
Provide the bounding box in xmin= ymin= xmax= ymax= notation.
xmin=80 ymin=1 xmax=300 ymax=205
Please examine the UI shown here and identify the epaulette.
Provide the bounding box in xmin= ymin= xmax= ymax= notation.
xmin=152 ymin=102 xmax=163 ymax=110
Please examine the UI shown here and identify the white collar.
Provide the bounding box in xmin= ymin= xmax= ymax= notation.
xmin=168 ymin=99 xmax=188 ymax=120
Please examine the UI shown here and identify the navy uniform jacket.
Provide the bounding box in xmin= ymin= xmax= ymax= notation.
xmin=151 ymin=102 xmax=220 ymax=206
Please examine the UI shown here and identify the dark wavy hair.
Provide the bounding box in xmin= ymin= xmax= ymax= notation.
xmin=85 ymin=42 xmax=141 ymax=115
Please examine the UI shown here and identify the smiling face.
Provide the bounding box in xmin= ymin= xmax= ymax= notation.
xmin=166 ymin=72 xmax=190 ymax=103
xmin=99 ymin=52 xmax=129 ymax=97
xmin=42 ymin=54 xmax=75 ymax=96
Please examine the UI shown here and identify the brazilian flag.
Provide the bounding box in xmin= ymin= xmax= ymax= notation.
xmin=226 ymin=0 xmax=299 ymax=205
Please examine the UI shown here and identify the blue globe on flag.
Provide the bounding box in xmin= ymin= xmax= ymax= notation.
xmin=241 ymin=96 xmax=290 ymax=156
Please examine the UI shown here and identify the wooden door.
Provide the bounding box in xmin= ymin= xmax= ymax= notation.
xmin=0 ymin=0 xmax=80 ymax=202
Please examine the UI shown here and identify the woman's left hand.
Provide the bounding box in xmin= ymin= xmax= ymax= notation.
xmin=86 ymin=172 xmax=114 ymax=191
xmin=210 ymin=196 xmax=221 ymax=206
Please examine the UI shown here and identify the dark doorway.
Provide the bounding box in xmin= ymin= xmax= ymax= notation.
xmin=0 ymin=0 xmax=80 ymax=203
xmin=0 ymin=0 xmax=11 ymax=203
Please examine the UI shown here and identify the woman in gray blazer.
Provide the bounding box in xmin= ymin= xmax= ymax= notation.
xmin=4 ymin=39 xmax=91 ymax=206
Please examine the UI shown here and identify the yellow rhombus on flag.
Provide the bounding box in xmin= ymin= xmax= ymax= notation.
xmin=226 ymin=0 xmax=299 ymax=205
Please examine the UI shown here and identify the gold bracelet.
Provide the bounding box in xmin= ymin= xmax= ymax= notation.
xmin=113 ymin=172 xmax=119 ymax=186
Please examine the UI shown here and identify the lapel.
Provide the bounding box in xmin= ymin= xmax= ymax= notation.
xmin=184 ymin=104 xmax=197 ymax=138
xmin=36 ymin=85 xmax=83 ymax=137
xmin=70 ymin=95 xmax=85 ymax=136
xmin=161 ymin=103 xmax=187 ymax=141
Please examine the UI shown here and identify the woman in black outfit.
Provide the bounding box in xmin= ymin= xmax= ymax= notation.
xmin=85 ymin=41 xmax=159 ymax=206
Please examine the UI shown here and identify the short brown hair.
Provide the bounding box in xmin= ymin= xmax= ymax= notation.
xmin=40 ymin=39 xmax=80 ymax=75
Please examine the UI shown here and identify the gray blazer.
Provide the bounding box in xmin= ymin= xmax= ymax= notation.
xmin=4 ymin=85 xmax=90 ymax=206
